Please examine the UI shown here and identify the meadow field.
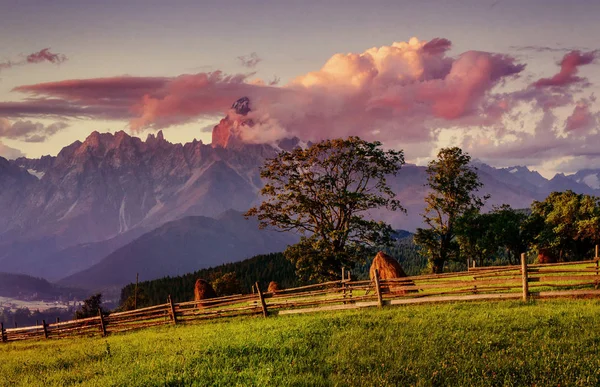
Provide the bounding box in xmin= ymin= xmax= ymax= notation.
xmin=1 ymin=298 xmax=599 ymax=386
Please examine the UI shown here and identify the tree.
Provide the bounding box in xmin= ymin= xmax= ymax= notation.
xmin=455 ymin=209 xmax=496 ymax=267
xmin=488 ymin=205 xmax=532 ymax=265
xmin=75 ymin=293 xmax=103 ymax=319
xmin=245 ymin=137 xmax=405 ymax=281
xmin=212 ymin=272 xmax=242 ymax=296
xmin=530 ymin=191 xmax=600 ymax=261
xmin=414 ymin=147 xmax=487 ymax=273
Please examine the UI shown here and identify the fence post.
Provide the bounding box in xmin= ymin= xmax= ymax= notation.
xmin=1 ymin=322 xmax=6 ymax=343
xmin=521 ymin=253 xmax=529 ymax=301
xmin=167 ymin=295 xmax=177 ymax=325
xmin=595 ymin=245 xmax=599 ymax=289
xmin=98 ymin=310 xmax=107 ymax=337
xmin=374 ymin=269 xmax=383 ymax=308
xmin=42 ymin=320 xmax=48 ymax=339
xmin=255 ymin=282 xmax=268 ymax=317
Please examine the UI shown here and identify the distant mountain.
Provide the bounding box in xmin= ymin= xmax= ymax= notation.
xmin=58 ymin=211 xmax=298 ymax=290
xmin=563 ymin=169 xmax=600 ymax=191
xmin=1 ymin=96 xmax=599 ymax=283
xmin=0 ymin=272 xmax=85 ymax=300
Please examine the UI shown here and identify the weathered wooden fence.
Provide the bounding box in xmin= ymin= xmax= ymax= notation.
xmin=2 ymin=256 xmax=599 ymax=343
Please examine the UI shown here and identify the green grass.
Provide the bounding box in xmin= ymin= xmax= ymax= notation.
xmin=2 ymin=299 xmax=600 ymax=386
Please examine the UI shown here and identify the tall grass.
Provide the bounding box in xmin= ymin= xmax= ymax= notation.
xmin=1 ymin=299 xmax=599 ymax=386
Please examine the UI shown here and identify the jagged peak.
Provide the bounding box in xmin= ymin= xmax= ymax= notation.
xmin=232 ymin=96 xmax=251 ymax=116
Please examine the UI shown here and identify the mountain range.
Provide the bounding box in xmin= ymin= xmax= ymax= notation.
xmin=1 ymin=97 xmax=599 ymax=290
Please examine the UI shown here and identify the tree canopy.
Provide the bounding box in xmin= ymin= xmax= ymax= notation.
xmin=75 ymin=293 xmax=103 ymax=319
xmin=245 ymin=137 xmax=405 ymax=281
xmin=414 ymin=147 xmax=487 ymax=273
xmin=529 ymin=190 xmax=600 ymax=260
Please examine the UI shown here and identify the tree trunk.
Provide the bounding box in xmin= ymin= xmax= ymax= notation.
xmin=431 ymin=259 xmax=445 ymax=274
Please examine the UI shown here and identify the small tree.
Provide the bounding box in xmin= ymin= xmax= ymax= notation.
xmin=246 ymin=136 xmax=405 ymax=281
xmin=212 ymin=272 xmax=242 ymax=296
xmin=415 ymin=147 xmax=487 ymax=273
xmin=75 ymin=293 xmax=103 ymax=319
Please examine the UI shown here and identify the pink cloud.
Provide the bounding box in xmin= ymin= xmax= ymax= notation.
xmin=13 ymin=76 xmax=168 ymax=103
xmin=565 ymin=100 xmax=597 ymax=134
xmin=532 ymin=50 xmax=597 ymax=88
xmin=0 ymin=48 xmax=67 ymax=72
xmin=25 ymin=48 xmax=67 ymax=64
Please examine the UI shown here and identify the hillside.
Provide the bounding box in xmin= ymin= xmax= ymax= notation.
xmin=0 ymin=272 xmax=85 ymax=300
xmin=119 ymin=252 xmax=297 ymax=307
xmin=59 ymin=211 xmax=298 ymax=290
xmin=118 ymin=230 xmax=419 ymax=308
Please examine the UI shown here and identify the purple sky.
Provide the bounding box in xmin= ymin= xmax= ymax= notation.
xmin=1 ymin=0 xmax=599 ymax=176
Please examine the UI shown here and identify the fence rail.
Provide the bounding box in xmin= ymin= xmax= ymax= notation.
xmin=2 ymin=255 xmax=599 ymax=343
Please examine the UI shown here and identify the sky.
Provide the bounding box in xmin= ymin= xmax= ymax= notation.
xmin=1 ymin=0 xmax=599 ymax=177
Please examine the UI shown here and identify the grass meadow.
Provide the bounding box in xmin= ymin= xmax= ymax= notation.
xmin=1 ymin=299 xmax=599 ymax=386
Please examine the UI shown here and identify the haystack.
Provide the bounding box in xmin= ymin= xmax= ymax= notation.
xmin=537 ymin=248 xmax=557 ymax=264
xmin=369 ymin=251 xmax=414 ymax=294
xmin=267 ymin=281 xmax=281 ymax=293
xmin=194 ymin=279 xmax=217 ymax=304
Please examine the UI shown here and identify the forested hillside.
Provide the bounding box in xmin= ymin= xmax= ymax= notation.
xmin=119 ymin=233 xmax=423 ymax=309
xmin=119 ymin=253 xmax=298 ymax=308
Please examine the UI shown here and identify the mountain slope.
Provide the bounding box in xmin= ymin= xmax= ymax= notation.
xmin=1 ymin=97 xmax=598 ymax=281
xmin=59 ymin=211 xmax=297 ymax=290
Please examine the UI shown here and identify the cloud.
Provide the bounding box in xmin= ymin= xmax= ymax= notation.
xmin=10 ymin=72 xmax=280 ymax=132
xmin=0 ymin=118 xmax=69 ymax=142
xmin=26 ymin=48 xmax=67 ymax=64
xmin=254 ymin=38 xmax=525 ymax=146
xmin=565 ymin=99 xmax=598 ymax=134
xmin=0 ymin=48 xmax=67 ymax=72
xmin=237 ymin=52 xmax=262 ymax=68
xmin=532 ymin=50 xmax=598 ymax=88
xmin=0 ymin=141 xmax=24 ymax=159
xmin=511 ymin=45 xmax=581 ymax=53
xmin=128 ymin=72 xmax=281 ymax=131
xmin=3 ymin=37 xmax=599 ymax=167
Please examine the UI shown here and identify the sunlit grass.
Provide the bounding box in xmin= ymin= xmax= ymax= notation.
xmin=1 ymin=298 xmax=599 ymax=386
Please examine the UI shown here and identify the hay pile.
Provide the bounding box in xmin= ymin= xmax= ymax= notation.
xmin=194 ymin=279 xmax=217 ymax=302
xmin=537 ymin=248 xmax=557 ymax=264
xmin=267 ymin=281 xmax=281 ymax=293
xmin=369 ymin=251 xmax=414 ymax=294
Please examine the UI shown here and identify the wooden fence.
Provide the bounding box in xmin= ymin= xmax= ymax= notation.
xmin=2 ymin=255 xmax=599 ymax=343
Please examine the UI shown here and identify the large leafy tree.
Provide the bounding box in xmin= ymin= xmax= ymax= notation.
xmin=414 ymin=147 xmax=487 ymax=273
xmin=245 ymin=137 xmax=405 ymax=281
xmin=530 ymin=190 xmax=600 ymax=260
xmin=456 ymin=205 xmax=532 ymax=267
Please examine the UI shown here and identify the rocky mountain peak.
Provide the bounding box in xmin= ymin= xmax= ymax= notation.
xmin=212 ymin=97 xmax=254 ymax=149
xmin=232 ymin=96 xmax=251 ymax=116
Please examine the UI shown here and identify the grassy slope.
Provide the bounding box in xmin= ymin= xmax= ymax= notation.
xmin=2 ymin=299 xmax=600 ymax=386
